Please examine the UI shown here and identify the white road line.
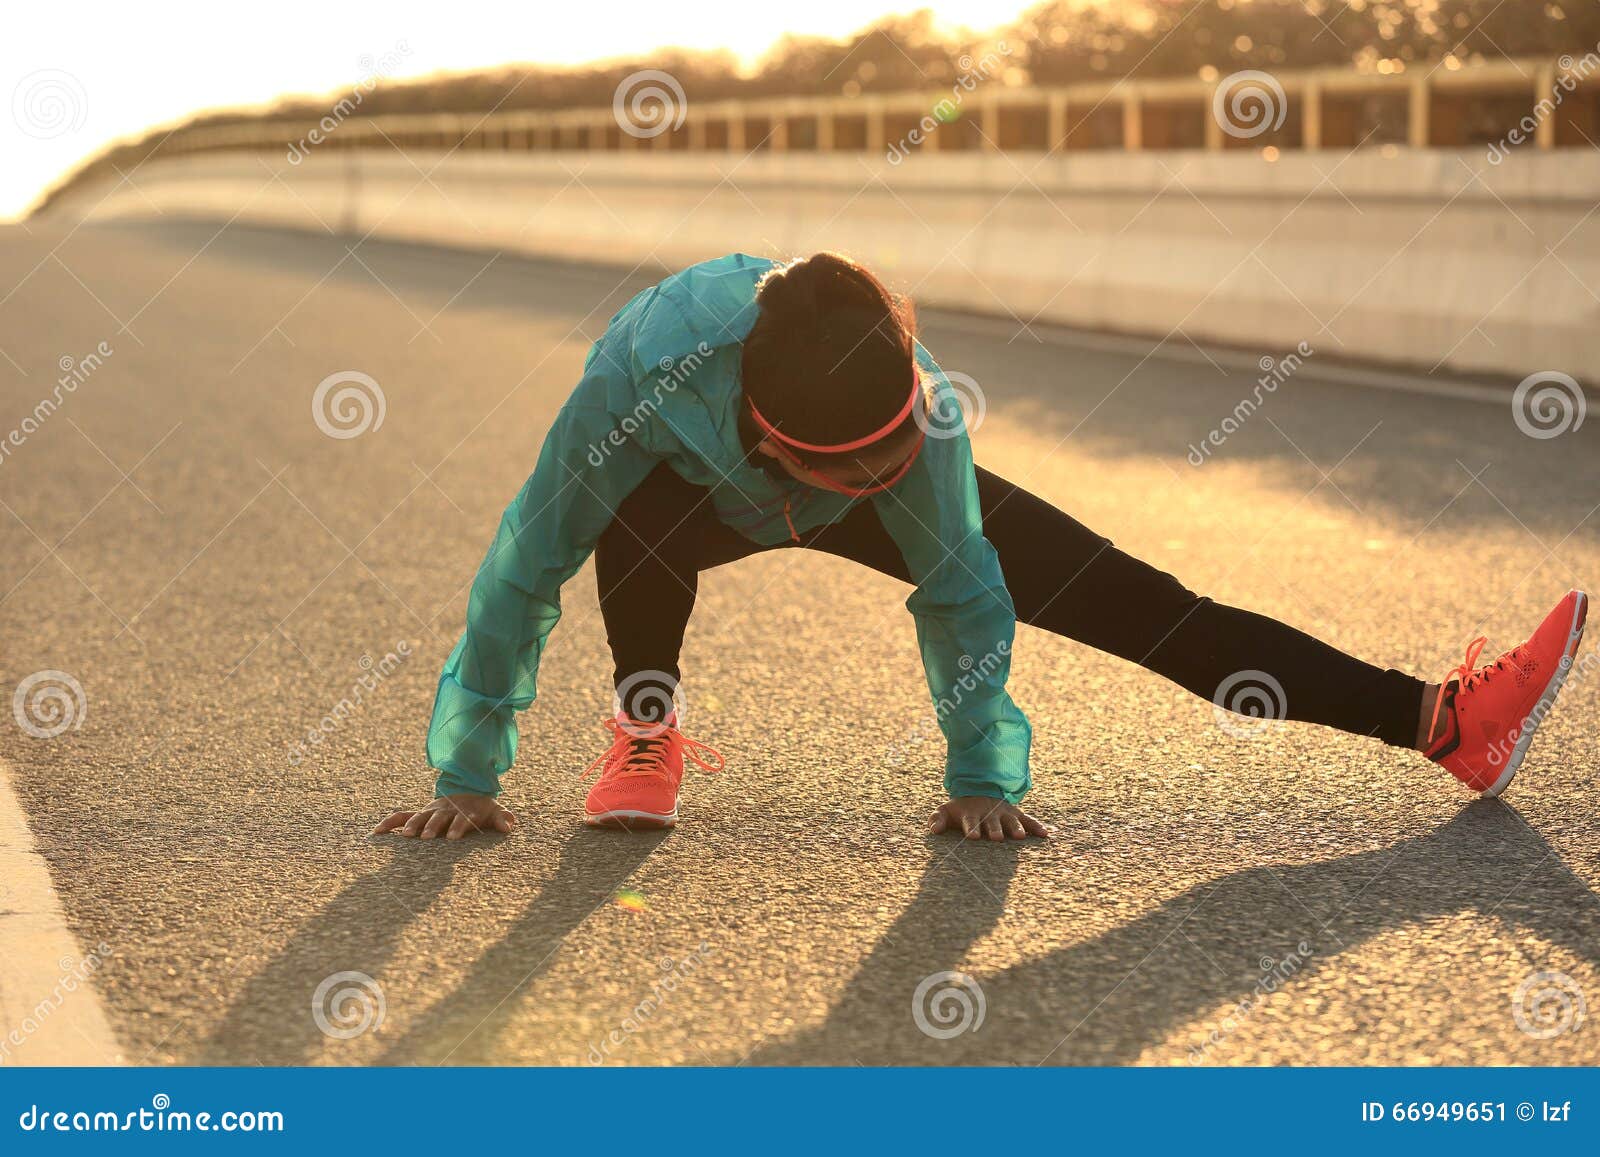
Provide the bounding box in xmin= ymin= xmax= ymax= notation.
xmin=925 ymin=309 xmax=1585 ymax=407
xmin=0 ymin=757 xmax=122 ymax=1065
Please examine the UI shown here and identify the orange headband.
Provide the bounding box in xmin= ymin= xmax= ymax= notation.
xmin=746 ymin=376 xmax=921 ymax=454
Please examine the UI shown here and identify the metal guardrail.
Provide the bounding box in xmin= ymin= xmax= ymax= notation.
xmin=141 ymin=56 xmax=1600 ymax=161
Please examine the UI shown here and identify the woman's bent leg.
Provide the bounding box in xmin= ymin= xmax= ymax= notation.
xmin=594 ymin=464 xmax=769 ymax=720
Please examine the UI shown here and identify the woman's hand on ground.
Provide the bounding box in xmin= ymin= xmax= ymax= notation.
xmin=928 ymin=797 xmax=1052 ymax=842
xmin=374 ymin=794 xmax=517 ymax=840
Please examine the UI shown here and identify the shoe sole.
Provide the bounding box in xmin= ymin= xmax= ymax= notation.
xmin=584 ymin=808 xmax=678 ymax=830
xmin=1481 ymin=590 xmax=1588 ymax=798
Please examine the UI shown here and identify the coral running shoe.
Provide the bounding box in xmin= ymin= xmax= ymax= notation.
xmin=582 ymin=714 xmax=723 ymax=829
xmin=1425 ymin=590 xmax=1587 ymax=796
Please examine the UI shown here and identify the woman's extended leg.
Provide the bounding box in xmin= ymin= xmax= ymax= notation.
xmin=963 ymin=467 xmax=1427 ymax=747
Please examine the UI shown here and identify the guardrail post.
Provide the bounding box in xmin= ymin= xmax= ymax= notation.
xmin=1047 ymin=92 xmax=1067 ymax=154
xmin=817 ymin=107 xmax=835 ymax=152
xmin=1535 ymin=61 xmax=1557 ymax=149
xmin=1303 ymin=79 xmax=1322 ymax=150
xmin=1407 ymin=75 xmax=1431 ymax=147
xmin=867 ymin=100 xmax=885 ymax=155
xmin=1205 ymin=84 xmax=1224 ymax=150
xmin=1123 ymin=91 xmax=1143 ymax=151
xmin=728 ymin=105 xmax=746 ymax=152
xmin=981 ymin=98 xmax=1000 ymax=150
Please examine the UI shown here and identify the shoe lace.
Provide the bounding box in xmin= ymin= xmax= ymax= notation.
xmin=1428 ymin=635 xmax=1531 ymax=739
xmin=581 ymin=717 xmax=724 ymax=783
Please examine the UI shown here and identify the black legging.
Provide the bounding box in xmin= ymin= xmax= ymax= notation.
xmin=596 ymin=463 xmax=1424 ymax=747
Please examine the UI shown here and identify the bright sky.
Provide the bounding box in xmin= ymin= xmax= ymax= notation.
xmin=1 ymin=0 xmax=1038 ymax=220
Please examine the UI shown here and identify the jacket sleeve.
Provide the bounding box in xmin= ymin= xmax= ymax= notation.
xmin=870 ymin=350 xmax=1033 ymax=803
xmin=425 ymin=335 xmax=660 ymax=798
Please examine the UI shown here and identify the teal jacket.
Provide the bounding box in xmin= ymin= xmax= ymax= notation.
xmin=425 ymin=253 xmax=1033 ymax=803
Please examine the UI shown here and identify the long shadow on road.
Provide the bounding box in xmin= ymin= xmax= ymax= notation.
xmin=193 ymin=829 xmax=666 ymax=1065
xmin=375 ymin=828 xmax=670 ymax=1065
xmin=749 ymin=801 xmax=1600 ymax=1064
xmin=191 ymin=837 xmax=489 ymax=1065
xmin=190 ymin=803 xmax=1597 ymax=1065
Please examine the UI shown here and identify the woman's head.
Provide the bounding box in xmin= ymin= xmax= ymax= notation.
xmin=740 ymin=253 xmax=925 ymax=494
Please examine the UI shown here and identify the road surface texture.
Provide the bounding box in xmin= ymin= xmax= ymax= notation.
xmin=1 ymin=218 xmax=1597 ymax=1066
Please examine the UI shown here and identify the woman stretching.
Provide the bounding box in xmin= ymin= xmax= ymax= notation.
xmin=377 ymin=253 xmax=1588 ymax=842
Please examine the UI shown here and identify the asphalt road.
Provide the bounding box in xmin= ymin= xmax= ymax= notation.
xmin=1 ymin=218 xmax=1597 ymax=1066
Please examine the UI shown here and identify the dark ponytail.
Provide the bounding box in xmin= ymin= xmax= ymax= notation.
xmin=739 ymin=252 xmax=917 ymax=465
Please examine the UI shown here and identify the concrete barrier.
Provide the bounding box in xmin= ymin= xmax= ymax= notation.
xmin=46 ymin=149 xmax=1600 ymax=381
